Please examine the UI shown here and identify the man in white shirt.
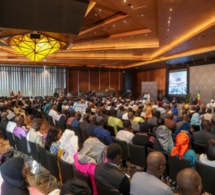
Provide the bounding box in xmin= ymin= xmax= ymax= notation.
xmin=48 ymin=105 xmax=60 ymax=124
xmin=143 ymin=91 xmax=150 ymax=102
xmin=130 ymin=151 xmax=173 ymax=195
xmin=116 ymin=120 xmax=134 ymax=144
xmin=27 ymin=118 xmax=44 ymax=146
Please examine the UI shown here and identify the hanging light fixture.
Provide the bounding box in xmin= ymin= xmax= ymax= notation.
xmin=2 ymin=33 xmax=67 ymax=62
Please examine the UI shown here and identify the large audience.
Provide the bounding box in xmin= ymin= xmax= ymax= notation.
xmin=0 ymin=92 xmax=215 ymax=195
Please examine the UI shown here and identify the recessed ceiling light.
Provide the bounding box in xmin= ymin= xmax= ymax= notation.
xmin=169 ymin=17 xmax=171 ymax=19
xmin=95 ymin=13 xmax=97 ymax=16
xmin=169 ymin=8 xmax=172 ymax=11
xmin=113 ymin=24 xmax=115 ymax=27
xmin=123 ymin=0 xmax=127 ymax=2
xmin=141 ymin=14 xmax=144 ymax=17
xmin=99 ymin=9 xmax=101 ymax=12
xmin=168 ymin=20 xmax=171 ymax=23
xmin=167 ymin=29 xmax=170 ymax=31
xmin=124 ymin=20 xmax=127 ymax=23
xmin=145 ymin=34 xmax=148 ymax=36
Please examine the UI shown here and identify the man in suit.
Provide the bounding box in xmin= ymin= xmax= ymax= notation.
xmin=94 ymin=143 xmax=130 ymax=195
xmin=193 ymin=120 xmax=214 ymax=145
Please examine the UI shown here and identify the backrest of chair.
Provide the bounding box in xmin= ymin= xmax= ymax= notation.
xmin=29 ymin=141 xmax=40 ymax=163
xmin=106 ymin=125 xmax=115 ymax=136
xmin=20 ymin=136 xmax=31 ymax=156
xmin=95 ymin=180 xmax=120 ymax=195
xmin=37 ymin=144 xmax=49 ymax=170
xmin=46 ymin=150 xmax=60 ymax=180
xmin=58 ymin=123 xmax=66 ymax=132
xmin=58 ymin=157 xmax=74 ymax=184
xmin=72 ymin=127 xmax=83 ymax=144
xmin=55 ymin=120 xmax=59 ymax=128
xmin=14 ymin=135 xmax=22 ymax=152
xmin=73 ymin=165 xmax=91 ymax=187
xmin=196 ymin=161 xmax=215 ymax=194
xmin=66 ymin=124 xmax=73 ymax=130
xmin=112 ymin=138 xmax=129 ymax=161
xmin=116 ymin=126 xmax=124 ymax=132
xmin=146 ymin=147 xmax=156 ymax=155
xmin=193 ymin=142 xmax=207 ymax=154
xmin=6 ymin=131 xmax=16 ymax=149
xmin=168 ymin=155 xmax=191 ymax=181
xmin=48 ymin=115 xmax=54 ymax=126
xmin=128 ymin=143 xmax=146 ymax=168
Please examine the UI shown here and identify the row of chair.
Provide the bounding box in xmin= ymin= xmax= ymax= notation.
xmin=113 ymin=138 xmax=215 ymax=194
xmin=6 ymin=131 xmax=120 ymax=194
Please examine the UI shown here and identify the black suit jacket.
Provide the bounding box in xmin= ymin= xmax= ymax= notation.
xmin=95 ymin=163 xmax=130 ymax=195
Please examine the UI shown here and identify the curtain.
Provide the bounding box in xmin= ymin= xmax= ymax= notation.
xmin=0 ymin=66 xmax=66 ymax=96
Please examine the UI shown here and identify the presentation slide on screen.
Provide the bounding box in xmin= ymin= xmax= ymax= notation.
xmin=168 ymin=70 xmax=187 ymax=95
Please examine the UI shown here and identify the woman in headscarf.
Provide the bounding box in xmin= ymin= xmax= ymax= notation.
xmin=73 ymin=137 xmax=106 ymax=195
xmin=1 ymin=157 xmax=29 ymax=195
xmin=171 ymin=132 xmax=198 ymax=166
xmin=156 ymin=125 xmax=174 ymax=154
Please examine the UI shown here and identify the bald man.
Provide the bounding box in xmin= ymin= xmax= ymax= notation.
xmin=130 ymin=151 xmax=173 ymax=195
xmin=176 ymin=168 xmax=202 ymax=195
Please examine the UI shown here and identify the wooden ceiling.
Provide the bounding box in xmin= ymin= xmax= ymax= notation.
xmin=0 ymin=0 xmax=215 ymax=69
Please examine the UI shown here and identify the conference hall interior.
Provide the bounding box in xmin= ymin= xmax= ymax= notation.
xmin=0 ymin=0 xmax=215 ymax=195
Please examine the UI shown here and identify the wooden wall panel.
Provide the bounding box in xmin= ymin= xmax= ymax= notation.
xmin=90 ymin=69 xmax=99 ymax=91
xmin=100 ymin=69 xmax=109 ymax=91
xmin=109 ymin=70 xmax=119 ymax=91
xmin=67 ymin=69 xmax=79 ymax=94
xmin=79 ymin=69 xmax=89 ymax=92
xmin=67 ymin=68 xmax=123 ymax=95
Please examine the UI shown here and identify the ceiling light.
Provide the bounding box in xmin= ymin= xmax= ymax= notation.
xmin=123 ymin=0 xmax=127 ymax=2
xmin=2 ymin=33 xmax=67 ymax=62
xmin=169 ymin=8 xmax=172 ymax=11
xmin=113 ymin=24 xmax=115 ymax=27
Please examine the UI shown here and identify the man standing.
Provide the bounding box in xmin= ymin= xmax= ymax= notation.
xmin=130 ymin=151 xmax=173 ymax=195
xmin=143 ymin=91 xmax=150 ymax=102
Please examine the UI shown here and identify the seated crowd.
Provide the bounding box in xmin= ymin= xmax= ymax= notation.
xmin=0 ymin=94 xmax=215 ymax=195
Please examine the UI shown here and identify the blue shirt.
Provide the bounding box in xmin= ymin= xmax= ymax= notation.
xmin=94 ymin=126 xmax=113 ymax=145
xmin=71 ymin=119 xmax=80 ymax=128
